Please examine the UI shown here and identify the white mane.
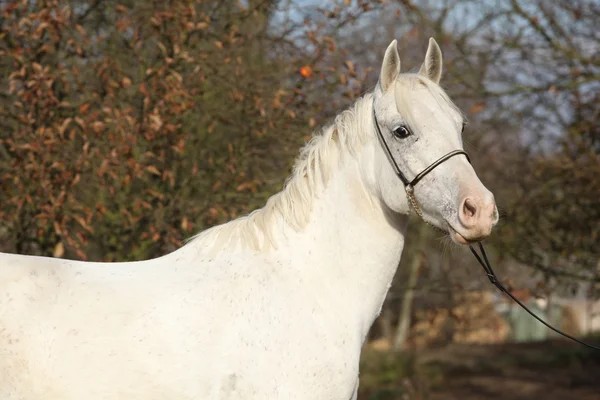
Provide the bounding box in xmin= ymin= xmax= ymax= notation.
xmin=189 ymin=75 xmax=461 ymax=253
xmin=189 ymin=92 xmax=376 ymax=252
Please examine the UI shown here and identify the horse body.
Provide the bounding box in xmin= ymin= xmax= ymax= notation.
xmin=0 ymin=39 xmax=497 ymax=399
xmin=0 ymin=150 xmax=405 ymax=399
xmin=0 ymin=256 xmax=342 ymax=398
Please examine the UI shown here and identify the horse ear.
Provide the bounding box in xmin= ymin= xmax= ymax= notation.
xmin=418 ymin=38 xmax=443 ymax=84
xmin=379 ymin=40 xmax=401 ymax=92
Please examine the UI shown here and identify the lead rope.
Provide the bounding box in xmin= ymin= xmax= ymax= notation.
xmin=408 ymin=173 xmax=600 ymax=352
xmin=469 ymin=243 xmax=600 ymax=351
xmin=372 ymin=106 xmax=600 ymax=351
xmin=407 ymin=170 xmax=600 ymax=351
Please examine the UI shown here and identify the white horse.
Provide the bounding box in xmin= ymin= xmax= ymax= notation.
xmin=0 ymin=39 xmax=497 ymax=399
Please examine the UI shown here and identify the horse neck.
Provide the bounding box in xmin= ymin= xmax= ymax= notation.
xmin=283 ymin=144 xmax=409 ymax=340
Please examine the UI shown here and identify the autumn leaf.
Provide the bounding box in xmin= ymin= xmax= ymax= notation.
xmin=58 ymin=118 xmax=72 ymax=136
xmin=299 ymin=65 xmax=313 ymax=78
xmin=181 ymin=217 xmax=190 ymax=231
xmin=90 ymin=121 xmax=105 ymax=133
xmin=344 ymin=60 xmax=356 ymax=77
xmin=469 ymin=104 xmax=486 ymax=114
xmin=53 ymin=242 xmax=65 ymax=258
xmin=146 ymin=165 xmax=161 ymax=176
xmin=71 ymin=174 xmax=81 ymax=186
xmin=75 ymin=249 xmax=87 ymax=261
xmin=53 ymin=221 xmax=63 ymax=235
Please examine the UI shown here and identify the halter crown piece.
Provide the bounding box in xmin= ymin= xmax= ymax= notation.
xmin=372 ymin=103 xmax=600 ymax=351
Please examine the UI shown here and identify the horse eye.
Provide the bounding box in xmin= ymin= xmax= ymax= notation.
xmin=461 ymin=122 xmax=467 ymax=133
xmin=392 ymin=126 xmax=411 ymax=139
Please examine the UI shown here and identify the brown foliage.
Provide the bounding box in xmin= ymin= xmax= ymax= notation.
xmin=0 ymin=0 xmax=381 ymax=260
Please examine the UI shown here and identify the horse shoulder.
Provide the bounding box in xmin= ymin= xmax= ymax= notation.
xmin=200 ymin=254 xmax=361 ymax=399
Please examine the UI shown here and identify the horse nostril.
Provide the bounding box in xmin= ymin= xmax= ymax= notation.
xmin=463 ymin=198 xmax=477 ymax=219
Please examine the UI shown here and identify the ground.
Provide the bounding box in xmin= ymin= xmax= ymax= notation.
xmin=359 ymin=339 xmax=600 ymax=400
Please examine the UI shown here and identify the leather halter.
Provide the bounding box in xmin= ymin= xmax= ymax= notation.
xmin=372 ymin=103 xmax=600 ymax=351
xmin=372 ymin=107 xmax=470 ymax=190
xmin=372 ymin=106 xmax=469 ymax=229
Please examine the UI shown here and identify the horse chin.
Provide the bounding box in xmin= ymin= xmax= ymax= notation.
xmin=446 ymin=224 xmax=474 ymax=245
xmin=447 ymin=224 xmax=491 ymax=245
xmin=452 ymin=231 xmax=470 ymax=245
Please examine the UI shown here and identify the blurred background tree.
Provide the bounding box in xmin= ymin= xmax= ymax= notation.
xmin=0 ymin=0 xmax=382 ymax=260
